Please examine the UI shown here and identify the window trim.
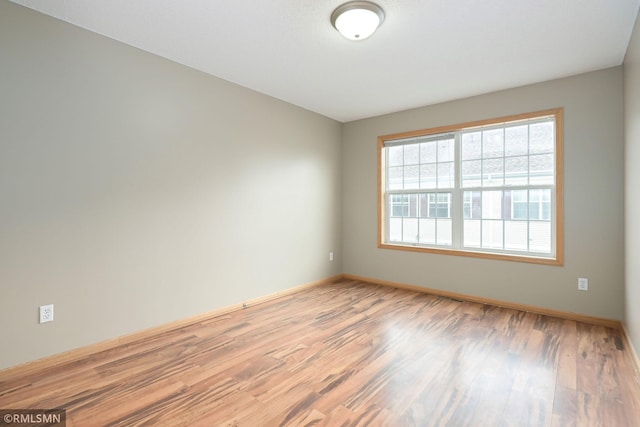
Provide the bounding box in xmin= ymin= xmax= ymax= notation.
xmin=377 ymin=108 xmax=564 ymax=266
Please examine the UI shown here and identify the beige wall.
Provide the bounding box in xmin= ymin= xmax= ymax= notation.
xmin=0 ymin=1 xmax=342 ymax=370
xmin=343 ymin=68 xmax=625 ymax=320
xmin=624 ymin=10 xmax=640 ymax=359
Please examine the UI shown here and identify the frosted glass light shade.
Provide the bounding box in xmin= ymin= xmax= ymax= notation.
xmin=331 ymin=2 xmax=385 ymax=41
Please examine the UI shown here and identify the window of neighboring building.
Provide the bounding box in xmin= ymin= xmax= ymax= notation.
xmin=378 ymin=108 xmax=563 ymax=265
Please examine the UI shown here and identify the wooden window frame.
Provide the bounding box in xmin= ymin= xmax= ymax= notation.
xmin=377 ymin=108 xmax=564 ymax=265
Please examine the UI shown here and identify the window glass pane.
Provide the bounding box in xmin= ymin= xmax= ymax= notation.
xmin=437 ymin=219 xmax=452 ymax=245
xmin=530 ymin=122 xmax=554 ymax=154
xmin=483 ymin=129 xmax=504 ymax=158
xmin=482 ymin=191 xmax=503 ymax=219
xmin=529 ymin=205 xmax=539 ymax=220
xmin=419 ymin=193 xmax=428 ymax=218
xmin=389 ymin=217 xmax=402 ymax=241
xmin=462 ymin=160 xmax=481 ymax=187
xmin=402 ymin=218 xmax=419 ymax=243
xmin=471 ymin=191 xmax=482 ymax=218
xmin=438 ymin=162 xmax=455 ymax=189
xmin=530 ymin=154 xmax=554 ymax=185
xmin=426 ymin=193 xmax=451 ymax=218
xmin=503 ymin=190 xmax=512 ymax=219
xmin=463 ymin=191 xmax=482 ymax=218
xmin=388 ymin=166 xmax=403 ymax=190
xmin=420 ymin=142 xmax=437 ymax=163
xmin=438 ymin=139 xmax=455 ymax=162
xmin=428 ymin=194 xmax=436 ymax=217
xmin=388 ymin=146 xmax=404 ymax=167
xmin=462 ymin=132 xmax=482 ymax=160
xmin=420 ymin=164 xmax=437 ymax=189
xmin=482 ymin=158 xmax=504 ymax=186
xmin=404 ymin=165 xmax=419 ymax=189
xmin=530 ymin=190 xmax=540 ymax=202
xmin=529 ymin=189 xmax=551 ymax=220
xmin=390 ymin=194 xmax=408 ymax=217
xmin=419 ymin=218 xmax=436 ymax=244
xmin=505 ymin=221 xmax=528 ymax=251
xmin=438 ymin=192 xmax=451 ymax=204
xmin=541 ymin=197 xmax=551 ymax=221
xmin=510 ymin=189 xmax=528 ymax=220
xmin=408 ymin=194 xmax=419 ymax=217
xmin=530 ymin=221 xmax=551 ymax=253
xmin=482 ymin=220 xmax=504 ymax=249
xmin=463 ymin=220 xmax=481 ymax=247
xmin=505 ymin=156 xmax=528 ymax=186
xmin=505 ymin=125 xmax=528 ymax=156
xmin=404 ymin=144 xmax=420 ymax=165
xmin=391 ymin=205 xmax=403 ymax=217
xmin=463 ymin=192 xmax=471 ymax=219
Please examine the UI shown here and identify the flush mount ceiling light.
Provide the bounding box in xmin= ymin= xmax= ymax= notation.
xmin=331 ymin=1 xmax=385 ymax=41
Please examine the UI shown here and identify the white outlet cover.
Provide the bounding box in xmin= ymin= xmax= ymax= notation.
xmin=39 ymin=304 xmax=54 ymax=323
xmin=578 ymin=278 xmax=589 ymax=291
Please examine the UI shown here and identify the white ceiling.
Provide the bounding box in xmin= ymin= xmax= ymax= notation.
xmin=10 ymin=0 xmax=640 ymax=122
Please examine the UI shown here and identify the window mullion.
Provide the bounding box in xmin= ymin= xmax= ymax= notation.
xmin=452 ymin=132 xmax=462 ymax=249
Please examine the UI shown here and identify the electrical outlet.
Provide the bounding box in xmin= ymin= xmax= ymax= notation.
xmin=329 ymin=252 xmax=334 ymax=261
xmin=39 ymin=304 xmax=54 ymax=323
xmin=578 ymin=278 xmax=589 ymax=291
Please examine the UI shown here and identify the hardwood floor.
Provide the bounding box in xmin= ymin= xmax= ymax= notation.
xmin=1 ymin=279 xmax=639 ymax=426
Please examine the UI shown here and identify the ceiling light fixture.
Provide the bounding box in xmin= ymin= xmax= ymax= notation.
xmin=331 ymin=1 xmax=385 ymax=41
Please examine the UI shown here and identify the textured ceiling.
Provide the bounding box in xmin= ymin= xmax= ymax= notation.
xmin=10 ymin=0 xmax=640 ymax=122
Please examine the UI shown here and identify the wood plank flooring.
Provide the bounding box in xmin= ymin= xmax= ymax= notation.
xmin=1 ymin=279 xmax=639 ymax=426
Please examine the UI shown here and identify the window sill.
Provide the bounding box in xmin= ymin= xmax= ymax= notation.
xmin=378 ymin=242 xmax=563 ymax=266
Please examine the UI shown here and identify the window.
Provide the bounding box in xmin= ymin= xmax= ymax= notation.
xmin=378 ymin=109 xmax=563 ymax=265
